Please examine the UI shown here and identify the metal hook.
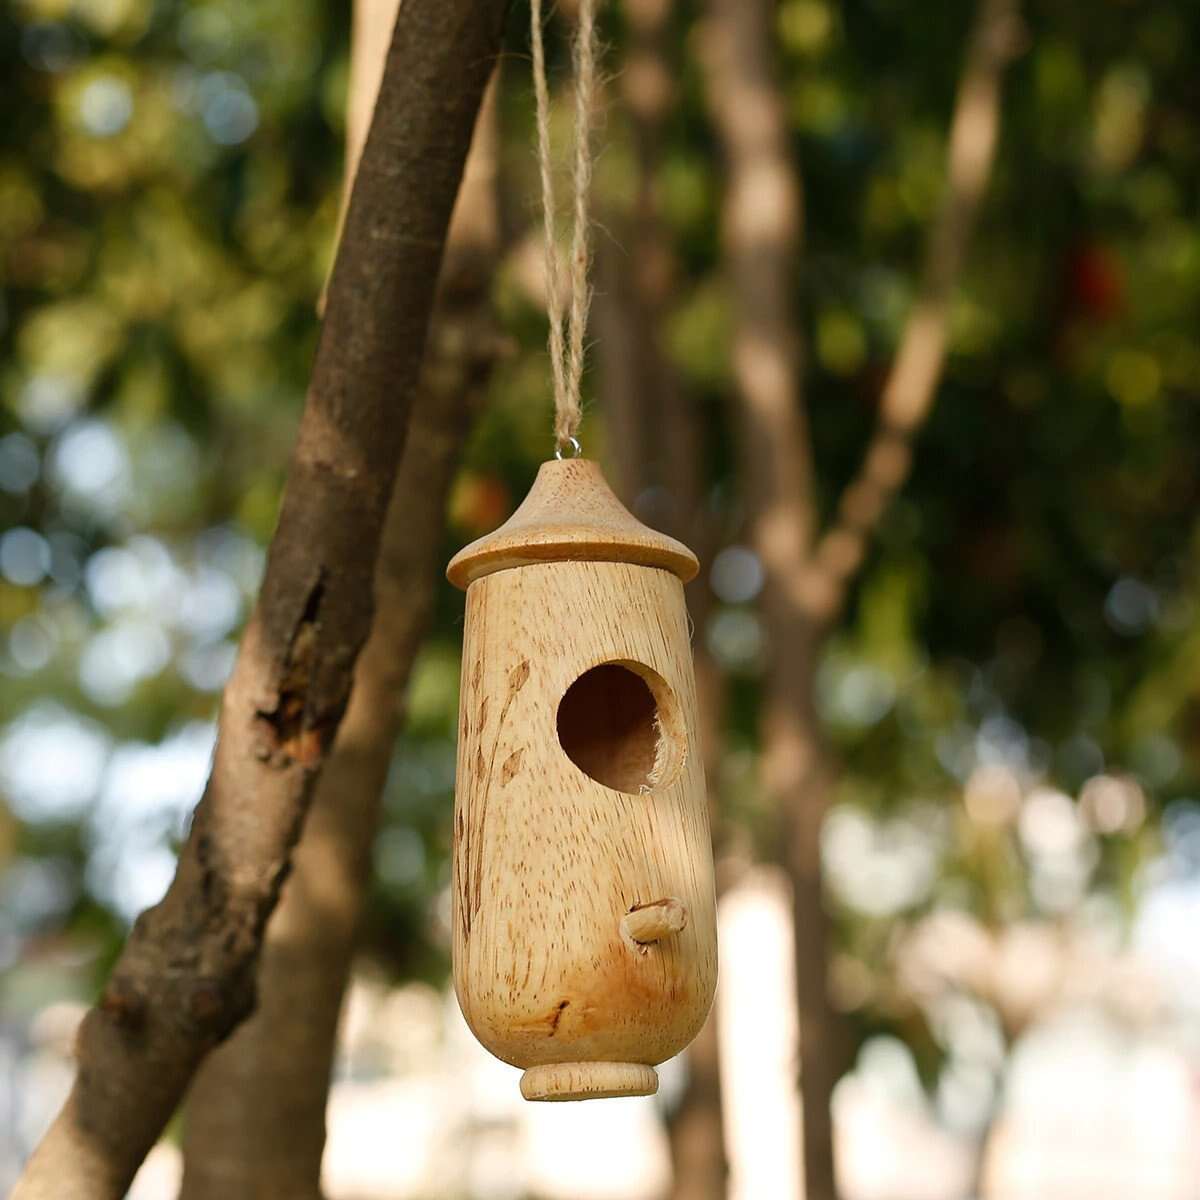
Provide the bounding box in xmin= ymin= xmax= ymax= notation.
xmin=554 ymin=435 xmax=583 ymax=461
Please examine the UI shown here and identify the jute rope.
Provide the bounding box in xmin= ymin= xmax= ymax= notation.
xmin=530 ymin=0 xmax=598 ymax=455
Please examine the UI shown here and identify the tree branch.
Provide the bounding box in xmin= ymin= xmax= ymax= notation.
xmin=179 ymin=400 xmax=480 ymax=1200
xmin=12 ymin=3 xmax=506 ymax=1197
xmin=702 ymin=2 xmax=1019 ymax=1197
xmin=178 ymin=49 xmax=502 ymax=1199
xmin=701 ymin=0 xmax=817 ymax=581
xmin=803 ymin=0 xmax=1024 ymax=625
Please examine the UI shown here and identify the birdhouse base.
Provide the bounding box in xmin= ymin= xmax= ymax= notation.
xmin=519 ymin=1062 xmax=659 ymax=1102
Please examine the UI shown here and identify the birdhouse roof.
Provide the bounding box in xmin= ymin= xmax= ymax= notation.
xmin=446 ymin=458 xmax=699 ymax=588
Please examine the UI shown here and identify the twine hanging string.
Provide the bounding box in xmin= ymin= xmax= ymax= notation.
xmin=530 ymin=0 xmax=598 ymax=456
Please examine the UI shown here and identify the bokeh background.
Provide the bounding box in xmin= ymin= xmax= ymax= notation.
xmin=3 ymin=0 xmax=1200 ymax=1197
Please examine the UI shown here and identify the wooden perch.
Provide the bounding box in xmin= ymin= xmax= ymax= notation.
xmin=621 ymin=898 xmax=690 ymax=948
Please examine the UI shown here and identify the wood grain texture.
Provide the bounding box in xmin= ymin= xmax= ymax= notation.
xmin=447 ymin=458 xmax=699 ymax=587
xmin=450 ymin=538 xmax=717 ymax=1100
xmin=520 ymin=1061 xmax=659 ymax=1102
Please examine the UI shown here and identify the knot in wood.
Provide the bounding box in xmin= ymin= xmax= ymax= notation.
xmin=99 ymin=977 xmax=147 ymax=1032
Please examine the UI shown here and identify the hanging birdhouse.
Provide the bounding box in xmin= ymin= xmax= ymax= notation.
xmin=447 ymin=457 xmax=718 ymax=1101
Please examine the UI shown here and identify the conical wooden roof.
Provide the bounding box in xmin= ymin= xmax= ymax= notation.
xmin=446 ymin=458 xmax=699 ymax=589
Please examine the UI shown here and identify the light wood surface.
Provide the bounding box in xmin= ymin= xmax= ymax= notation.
xmin=447 ymin=457 xmax=699 ymax=587
xmin=449 ymin=468 xmax=718 ymax=1098
xmin=519 ymin=1061 xmax=659 ymax=1102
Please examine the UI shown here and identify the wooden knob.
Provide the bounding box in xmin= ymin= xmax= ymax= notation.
xmin=620 ymin=898 xmax=689 ymax=951
xmin=520 ymin=1061 xmax=659 ymax=1102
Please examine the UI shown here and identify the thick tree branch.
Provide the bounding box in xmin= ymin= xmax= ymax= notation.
xmin=12 ymin=3 xmax=506 ymax=1197
xmin=178 ymin=46 xmax=503 ymax=1199
xmin=179 ymin=398 xmax=481 ymax=1200
xmin=802 ymin=0 xmax=1023 ymax=626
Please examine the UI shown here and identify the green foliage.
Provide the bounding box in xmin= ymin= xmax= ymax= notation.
xmin=2 ymin=0 xmax=1200 ymax=1125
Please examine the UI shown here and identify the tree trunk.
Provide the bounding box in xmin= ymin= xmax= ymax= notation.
xmin=701 ymin=0 xmax=1020 ymax=1196
xmin=178 ymin=6 xmax=501 ymax=1190
xmin=700 ymin=1 xmax=837 ymax=1195
xmin=178 ymin=389 xmax=479 ymax=1200
xmin=12 ymin=4 xmax=506 ymax=1198
xmin=179 ymin=93 xmax=500 ymax=1200
xmin=599 ymin=7 xmax=729 ymax=1190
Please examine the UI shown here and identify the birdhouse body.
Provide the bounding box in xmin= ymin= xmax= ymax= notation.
xmin=448 ymin=460 xmax=718 ymax=1101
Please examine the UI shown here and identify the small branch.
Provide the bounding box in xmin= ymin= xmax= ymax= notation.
xmin=12 ymin=4 xmax=506 ymax=1198
xmin=803 ymin=0 xmax=1024 ymax=626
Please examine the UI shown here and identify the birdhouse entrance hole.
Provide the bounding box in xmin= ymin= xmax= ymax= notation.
xmin=556 ymin=661 xmax=683 ymax=795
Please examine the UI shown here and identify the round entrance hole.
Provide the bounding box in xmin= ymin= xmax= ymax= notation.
xmin=556 ymin=661 xmax=683 ymax=795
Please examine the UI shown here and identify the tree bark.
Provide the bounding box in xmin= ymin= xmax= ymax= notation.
xmin=701 ymin=1 xmax=1019 ymax=1197
xmin=178 ymin=63 xmax=501 ymax=1199
xmin=12 ymin=4 xmax=506 ymax=1198
xmin=178 ymin=328 xmax=494 ymax=1200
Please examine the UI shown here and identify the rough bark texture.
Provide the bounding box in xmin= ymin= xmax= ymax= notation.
xmin=12 ymin=4 xmax=507 ymax=1198
xmin=701 ymin=1 xmax=1019 ymax=1197
xmin=178 ymin=73 xmax=501 ymax=1200
xmin=178 ymin=343 xmax=493 ymax=1200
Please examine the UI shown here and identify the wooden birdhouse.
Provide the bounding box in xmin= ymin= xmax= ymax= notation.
xmin=447 ymin=457 xmax=718 ymax=1101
